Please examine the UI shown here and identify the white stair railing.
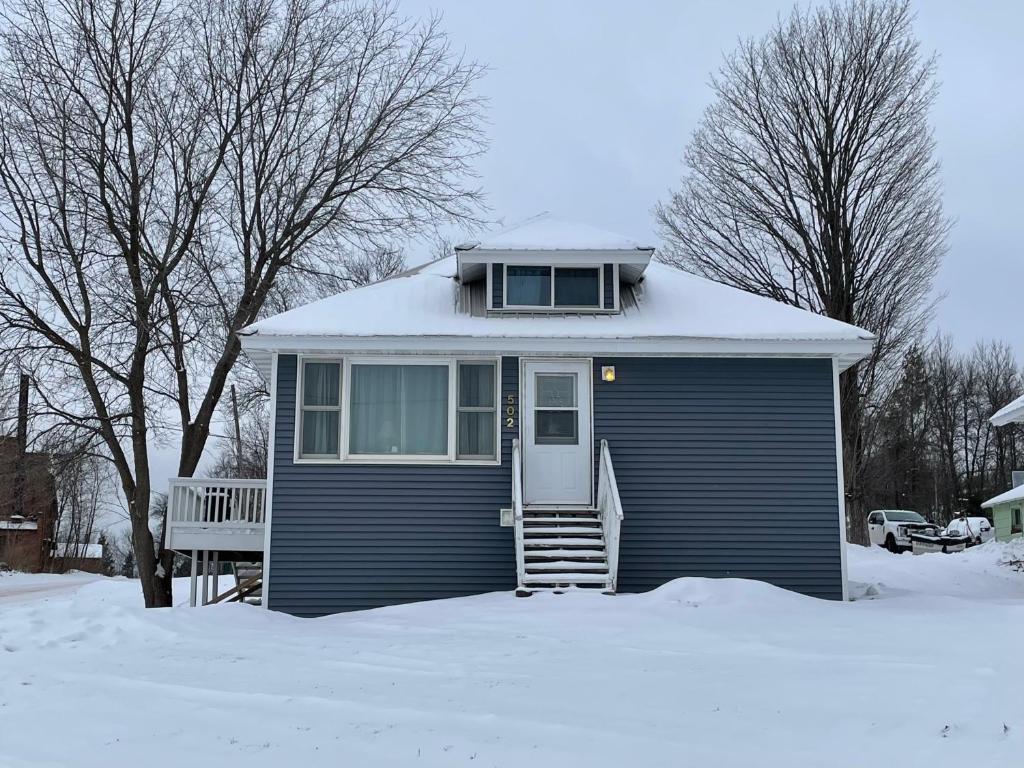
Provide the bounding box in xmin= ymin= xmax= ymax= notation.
xmin=511 ymin=438 xmax=526 ymax=591
xmin=597 ymin=439 xmax=624 ymax=592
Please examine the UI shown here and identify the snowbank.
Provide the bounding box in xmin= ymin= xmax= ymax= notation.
xmin=1 ymin=547 xmax=1021 ymax=767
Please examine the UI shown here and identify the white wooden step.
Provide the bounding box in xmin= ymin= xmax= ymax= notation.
xmin=524 ymin=548 xmax=605 ymax=559
xmin=523 ymin=526 xmax=603 ymax=534
xmin=520 ymin=520 xmax=598 ymax=528
xmin=524 ymin=507 xmax=598 ymax=513
xmin=526 ymin=561 xmax=608 ymax=571
xmin=524 ymin=537 xmax=605 ymax=547
xmin=522 ymin=573 xmax=611 ymax=585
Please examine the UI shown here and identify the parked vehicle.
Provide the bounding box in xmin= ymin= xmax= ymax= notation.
xmin=867 ymin=510 xmax=940 ymax=553
xmin=943 ymin=516 xmax=995 ymax=546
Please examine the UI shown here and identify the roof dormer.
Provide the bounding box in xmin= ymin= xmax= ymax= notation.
xmin=455 ymin=214 xmax=655 ymax=314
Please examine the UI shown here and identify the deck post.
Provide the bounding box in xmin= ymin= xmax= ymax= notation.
xmin=212 ymin=552 xmax=219 ymax=601
xmin=201 ymin=550 xmax=210 ymax=606
xmin=189 ymin=549 xmax=198 ymax=607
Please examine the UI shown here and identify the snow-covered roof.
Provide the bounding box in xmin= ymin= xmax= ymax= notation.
xmin=51 ymin=542 xmax=103 ymax=559
xmin=239 ymin=256 xmax=874 ymax=378
xmin=457 ymin=213 xmax=654 ymax=252
xmin=982 ymin=484 xmax=1024 ymax=508
xmin=0 ymin=519 xmax=38 ymax=531
xmin=990 ymin=394 xmax=1024 ymax=426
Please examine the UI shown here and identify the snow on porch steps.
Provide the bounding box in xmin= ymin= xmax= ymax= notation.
xmin=522 ymin=573 xmax=612 ymax=584
xmin=523 ymin=525 xmax=604 ymax=534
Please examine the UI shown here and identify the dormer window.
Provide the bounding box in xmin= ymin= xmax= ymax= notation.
xmin=504 ymin=265 xmax=602 ymax=309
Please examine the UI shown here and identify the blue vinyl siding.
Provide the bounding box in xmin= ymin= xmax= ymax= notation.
xmin=268 ymin=355 xmax=518 ymax=617
xmin=491 ymin=264 xmax=503 ymax=309
xmin=603 ymin=264 xmax=615 ymax=309
xmin=268 ymin=354 xmax=844 ymax=616
xmin=593 ymin=357 xmax=843 ymax=600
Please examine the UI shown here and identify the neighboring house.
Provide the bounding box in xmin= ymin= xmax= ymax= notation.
xmin=50 ymin=542 xmax=105 ymax=574
xmin=0 ymin=437 xmax=56 ymax=572
xmin=983 ymin=396 xmax=1024 ymax=542
xmin=166 ymin=215 xmax=875 ymax=616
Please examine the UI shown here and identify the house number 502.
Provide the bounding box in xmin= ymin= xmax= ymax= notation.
xmin=505 ymin=394 xmax=516 ymax=427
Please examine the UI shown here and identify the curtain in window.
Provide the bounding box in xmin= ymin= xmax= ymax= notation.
xmin=457 ymin=363 xmax=496 ymax=458
xmin=303 ymin=362 xmax=339 ymax=406
xmin=506 ymin=266 xmax=551 ymax=306
xmin=301 ymin=362 xmax=340 ymax=456
xmin=350 ymin=365 xmax=448 ymax=455
xmin=301 ymin=411 xmax=339 ymax=455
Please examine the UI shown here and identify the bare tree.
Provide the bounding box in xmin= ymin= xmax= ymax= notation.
xmin=657 ymin=0 xmax=949 ymax=542
xmin=46 ymin=441 xmax=112 ymax=572
xmin=0 ymin=0 xmax=484 ymax=605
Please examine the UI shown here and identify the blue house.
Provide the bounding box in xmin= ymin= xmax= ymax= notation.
xmin=167 ymin=215 xmax=874 ymax=616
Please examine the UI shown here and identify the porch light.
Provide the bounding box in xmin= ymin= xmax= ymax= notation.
xmin=601 ymin=366 xmax=616 ymax=383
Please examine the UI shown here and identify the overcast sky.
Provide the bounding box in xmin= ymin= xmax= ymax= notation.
xmin=139 ymin=0 xmax=1022 ymax=528
xmin=404 ymin=0 xmax=1024 ymax=355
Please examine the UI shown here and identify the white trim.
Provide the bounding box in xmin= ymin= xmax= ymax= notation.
xmin=242 ymin=333 xmax=873 ymax=364
xmin=455 ymin=360 xmax=501 ymax=462
xmin=485 ymin=261 xmax=494 ymax=311
xmin=832 ymin=357 xmax=850 ymax=602
xmin=262 ymin=352 xmax=279 ymax=610
xmin=294 ymin=357 xmax=344 ymax=461
xmin=291 ymin=353 xmax=501 ymax=466
xmin=519 ymin=357 xmax=594 ymax=506
xmin=500 ymin=263 xmax=606 ymax=312
xmin=612 ymin=263 xmax=620 ymax=311
xmin=456 ymin=248 xmax=654 ymax=282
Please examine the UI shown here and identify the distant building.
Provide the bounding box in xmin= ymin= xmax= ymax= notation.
xmin=50 ymin=541 xmax=105 ymax=574
xmin=984 ymin=399 xmax=1024 ymax=542
xmin=0 ymin=436 xmax=56 ymax=571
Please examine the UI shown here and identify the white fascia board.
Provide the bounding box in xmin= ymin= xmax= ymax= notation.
xmin=240 ymin=332 xmax=873 ymax=365
xmin=456 ymin=248 xmax=653 ymax=279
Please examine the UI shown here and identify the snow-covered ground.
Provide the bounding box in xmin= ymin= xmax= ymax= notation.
xmin=1 ymin=544 xmax=1021 ymax=767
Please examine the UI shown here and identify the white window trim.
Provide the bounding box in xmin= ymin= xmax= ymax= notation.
xmin=296 ymin=357 xmax=344 ymax=460
xmin=499 ymin=263 xmax=609 ymax=312
xmin=293 ymin=354 xmax=501 ymax=466
xmin=456 ymin=360 xmax=501 ymax=461
xmin=532 ymin=371 xmax=581 ymax=445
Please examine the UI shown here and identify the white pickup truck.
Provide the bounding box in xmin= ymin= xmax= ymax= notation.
xmin=867 ymin=509 xmax=940 ymax=553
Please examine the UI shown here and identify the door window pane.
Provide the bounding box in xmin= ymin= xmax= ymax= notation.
xmin=536 ymin=410 xmax=578 ymax=445
xmin=536 ymin=374 xmax=576 ymax=407
xmin=349 ymin=365 xmax=448 ymax=455
xmin=506 ymin=266 xmax=551 ymax=306
xmin=554 ymin=267 xmax=600 ymax=307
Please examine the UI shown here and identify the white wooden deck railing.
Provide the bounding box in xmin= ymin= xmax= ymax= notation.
xmin=597 ymin=439 xmax=624 ymax=592
xmin=511 ymin=439 xmax=526 ymax=591
xmin=167 ymin=478 xmax=267 ymax=529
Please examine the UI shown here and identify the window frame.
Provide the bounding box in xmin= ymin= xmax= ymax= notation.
xmin=297 ymin=358 xmax=344 ymax=459
xmin=532 ymin=371 xmax=580 ymax=446
xmin=456 ymin=360 xmax=500 ymax=461
xmin=501 ymin=263 xmax=605 ymax=311
xmin=293 ymin=354 xmax=501 ymax=465
xmin=1012 ymin=507 xmax=1023 ymax=535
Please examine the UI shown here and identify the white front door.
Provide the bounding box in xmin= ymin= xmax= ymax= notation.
xmin=521 ymin=360 xmax=592 ymax=506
